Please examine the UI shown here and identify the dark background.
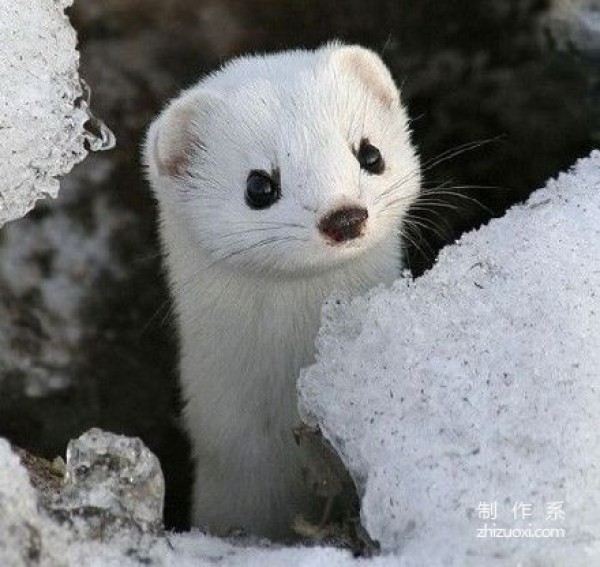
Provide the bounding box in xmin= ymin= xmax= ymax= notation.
xmin=0 ymin=0 xmax=596 ymax=530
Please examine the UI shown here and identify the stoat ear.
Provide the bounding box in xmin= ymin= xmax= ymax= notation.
xmin=329 ymin=44 xmax=400 ymax=109
xmin=145 ymin=90 xmax=219 ymax=178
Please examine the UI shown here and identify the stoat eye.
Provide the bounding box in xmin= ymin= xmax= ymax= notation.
xmin=245 ymin=170 xmax=280 ymax=209
xmin=357 ymin=139 xmax=385 ymax=174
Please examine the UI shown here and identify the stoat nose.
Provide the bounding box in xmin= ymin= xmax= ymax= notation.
xmin=319 ymin=206 xmax=369 ymax=243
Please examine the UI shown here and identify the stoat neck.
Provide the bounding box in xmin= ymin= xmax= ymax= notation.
xmin=160 ymin=207 xmax=400 ymax=437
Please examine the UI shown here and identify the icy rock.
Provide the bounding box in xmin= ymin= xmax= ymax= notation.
xmin=51 ymin=428 xmax=165 ymax=536
xmin=0 ymin=0 xmax=114 ymax=227
xmin=298 ymin=152 xmax=600 ymax=564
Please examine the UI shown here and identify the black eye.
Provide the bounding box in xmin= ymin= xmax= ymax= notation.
xmin=245 ymin=170 xmax=280 ymax=209
xmin=357 ymin=139 xmax=384 ymax=174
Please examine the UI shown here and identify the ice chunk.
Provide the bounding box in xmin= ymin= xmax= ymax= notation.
xmin=0 ymin=434 xmax=375 ymax=565
xmin=0 ymin=432 xmax=168 ymax=565
xmin=298 ymin=152 xmax=600 ymax=564
xmin=0 ymin=0 xmax=114 ymax=227
xmin=51 ymin=428 xmax=165 ymax=536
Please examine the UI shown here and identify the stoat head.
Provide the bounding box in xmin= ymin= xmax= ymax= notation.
xmin=144 ymin=42 xmax=420 ymax=277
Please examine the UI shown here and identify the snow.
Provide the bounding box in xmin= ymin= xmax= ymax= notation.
xmin=0 ymin=438 xmax=69 ymax=566
xmin=1 ymin=152 xmax=599 ymax=564
xmin=298 ymin=152 xmax=600 ymax=564
xmin=0 ymin=432 xmax=377 ymax=567
xmin=0 ymin=0 xmax=114 ymax=227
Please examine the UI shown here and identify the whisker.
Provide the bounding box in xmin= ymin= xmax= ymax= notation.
xmin=217 ymin=225 xmax=305 ymax=239
xmin=380 ymin=34 xmax=393 ymax=56
xmin=406 ymin=113 xmax=424 ymax=127
xmin=244 ymin=220 xmax=308 ymax=229
xmin=420 ymin=183 xmax=511 ymax=195
xmin=397 ymin=227 xmax=434 ymax=265
xmin=376 ymin=165 xmax=421 ymax=203
xmin=168 ymin=234 xmax=310 ymax=300
xmin=404 ymin=215 xmax=450 ymax=243
xmin=418 ymin=189 xmax=494 ymax=215
xmin=381 ymin=194 xmax=462 ymax=213
xmin=138 ymin=297 xmax=174 ymax=337
xmin=410 ymin=199 xmax=463 ymax=212
xmin=377 ymin=137 xmax=503 ymax=207
xmin=404 ymin=206 xmax=456 ymax=233
xmin=419 ymin=137 xmax=502 ymax=174
xmin=211 ymin=235 xmax=308 ymax=267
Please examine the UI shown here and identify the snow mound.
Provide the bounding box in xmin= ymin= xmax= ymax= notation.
xmin=299 ymin=152 xmax=600 ymax=564
xmin=0 ymin=0 xmax=114 ymax=227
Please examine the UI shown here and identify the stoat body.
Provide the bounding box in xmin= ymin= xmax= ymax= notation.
xmin=144 ymin=42 xmax=420 ymax=539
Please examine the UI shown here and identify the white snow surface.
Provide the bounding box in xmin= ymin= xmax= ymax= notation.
xmin=299 ymin=152 xmax=600 ymax=564
xmin=0 ymin=0 xmax=103 ymax=226
xmin=1 ymin=154 xmax=599 ymax=565
xmin=0 ymin=438 xmax=69 ymax=566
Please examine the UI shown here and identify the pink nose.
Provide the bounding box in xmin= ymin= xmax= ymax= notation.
xmin=319 ymin=206 xmax=368 ymax=243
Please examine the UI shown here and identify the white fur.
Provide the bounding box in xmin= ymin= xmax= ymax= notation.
xmin=144 ymin=42 xmax=420 ymax=539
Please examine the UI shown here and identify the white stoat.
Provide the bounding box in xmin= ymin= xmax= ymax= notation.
xmin=144 ymin=42 xmax=420 ymax=539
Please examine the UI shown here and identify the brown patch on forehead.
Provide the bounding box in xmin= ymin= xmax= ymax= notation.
xmin=339 ymin=50 xmax=397 ymax=109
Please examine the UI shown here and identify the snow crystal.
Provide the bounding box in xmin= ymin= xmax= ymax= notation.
xmin=298 ymin=152 xmax=600 ymax=565
xmin=51 ymin=429 xmax=165 ymax=535
xmin=0 ymin=0 xmax=114 ymax=227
